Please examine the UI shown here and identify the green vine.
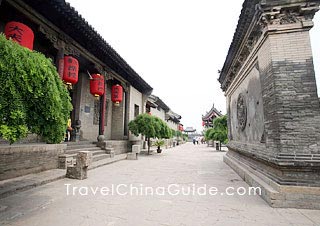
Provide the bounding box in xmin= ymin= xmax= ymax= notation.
xmin=0 ymin=34 xmax=73 ymax=144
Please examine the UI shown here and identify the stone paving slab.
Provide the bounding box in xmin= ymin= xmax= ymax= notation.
xmin=0 ymin=143 xmax=319 ymax=226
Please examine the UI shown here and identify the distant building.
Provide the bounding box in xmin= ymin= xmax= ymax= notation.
xmin=146 ymin=95 xmax=182 ymax=131
xmin=202 ymin=103 xmax=222 ymax=128
xmin=183 ymin=127 xmax=198 ymax=141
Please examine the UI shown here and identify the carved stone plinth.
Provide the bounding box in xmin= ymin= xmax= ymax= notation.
xmin=66 ymin=151 xmax=92 ymax=180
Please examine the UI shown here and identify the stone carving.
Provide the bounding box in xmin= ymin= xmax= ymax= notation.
xmin=66 ymin=151 xmax=93 ymax=180
xmin=279 ymin=12 xmax=298 ymax=24
xmin=237 ymin=93 xmax=247 ymax=131
xmin=221 ymin=2 xmax=319 ymax=92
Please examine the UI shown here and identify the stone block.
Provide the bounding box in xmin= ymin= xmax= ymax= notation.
xmin=77 ymin=151 xmax=92 ymax=167
xmin=105 ymin=147 xmax=114 ymax=153
xmin=66 ymin=152 xmax=92 ymax=180
xmin=127 ymin=153 xmax=138 ymax=160
xmin=58 ymin=155 xmax=75 ymax=169
xmin=109 ymin=150 xmax=115 ymax=158
xmin=132 ymin=145 xmax=141 ymax=154
xmin=66 ymin=166 xmax=88 ymax=180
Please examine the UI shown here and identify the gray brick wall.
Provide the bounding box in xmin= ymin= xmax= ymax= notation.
xmin=78 ymin=73 xmax=100 ymax=141
xmin=0 ymin=144 xmax=66 ymax=180
xmin=260 ymin=31 xmax=320 ymax=157
xmin=225 ymin=7 xmax=320 ymax=185
xmin=111 ymin=90 xmax=125 ymax=140
xmin=128 ymin=86 xmax=143 ymax=141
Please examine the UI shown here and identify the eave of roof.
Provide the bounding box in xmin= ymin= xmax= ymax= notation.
xmin=218 ymin=0 xmax=259 ymax=86
xmin=156 ymin=98 xmax=170 ymax=112
xmin=21 ymin=0 xmax=153 ymax=94
xmin=202 ymin=104 xmax=223 ymax=120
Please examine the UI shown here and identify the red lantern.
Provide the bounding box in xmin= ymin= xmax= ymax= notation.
xmin=178 ymin=125 xmax=183 ymax=131
xmin=90 ymin=74 xmax=105 ymax=97
xmin=202 ymin=121 xmax=205 ymax=127
xmin=111 ymin=84 xmax=123 ymax=105
xmin=5 ymin=21 xmax=34 ymax=50
xmin=63 ymin=56 xmax=79 ymax=85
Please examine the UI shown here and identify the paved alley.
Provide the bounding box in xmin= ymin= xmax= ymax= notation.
xmin=0 ymin=143 xmax=319 ymax=226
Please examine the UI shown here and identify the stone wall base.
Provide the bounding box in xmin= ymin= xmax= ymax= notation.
xmin=224 ymin=152 xmax=320 ymax=209
xmin=0 ymin=143 xmax=66 ymax=181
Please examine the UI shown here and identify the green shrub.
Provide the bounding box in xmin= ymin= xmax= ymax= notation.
xmin=128 ymin=113 xmax=172 ymax=154
xmin=0 ymin=34 xmax=72 ymax=144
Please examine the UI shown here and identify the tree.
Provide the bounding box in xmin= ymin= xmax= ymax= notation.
xmin=204 ymin=128 xmax=215 ymax=142
xmin=204 ymin=115 xmax=228 ymax=150
xmin=175 ymin=130 xmax=182 ymax=144
xmin=128 ymin=113 xmax=172 ymax=154
xmin=0 ymin=34 xmax=73 ymax=144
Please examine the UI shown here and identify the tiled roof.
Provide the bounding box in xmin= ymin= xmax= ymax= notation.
xmin=22 ymin=0 xmax=153 ymax=94
xmin=218 ymin=0 xmax=259 ymax=85
xmin=202 ymin=103 xmax=222 ymax=121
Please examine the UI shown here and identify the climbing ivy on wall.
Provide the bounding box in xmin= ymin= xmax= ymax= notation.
xmin=0 ymin=34 xmax=73 ymax=144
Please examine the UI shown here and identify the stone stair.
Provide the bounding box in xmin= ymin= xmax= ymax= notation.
xmin=59 ymin=141 xmax=112 ymax=169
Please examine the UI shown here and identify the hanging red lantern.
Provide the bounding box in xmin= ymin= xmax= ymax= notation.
xmin=63 ymin=56 xmax=79 ymax=85
xmin=90 ymin=74 xmax=105 ymax=97
xmin=179 ymin=125 xmax=183 ymax=131
xmin=202 ymin=121 xmax=205 ymax=127
xmin=111 ymin=84 xmax=123 ymax=106
xmin=5 ymin=21 xmax=34 ymax=50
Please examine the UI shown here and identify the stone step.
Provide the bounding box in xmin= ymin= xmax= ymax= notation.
xmin=93 ymin=153 xmax=111 ymax=162
xmin=65 ymin=147 xmax=101 ymax=154
xmin=66 ymin=144 xmax=96 ymax=150
xmin=63 ymin=149 xmax=110 ymax=160
xmin=66 ymin=140 xmax=93 ymax=145
xmin=89 ymin=154 xmax=127 ymax=170
xmin=91 ymin=150 xmax=106 ymax=156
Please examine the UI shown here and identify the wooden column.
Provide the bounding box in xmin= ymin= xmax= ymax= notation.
xmin=99 ymin=77 xmax=107 ymax=135
xmin=99 ymin=78 xmax=107 ymax=136
xmin=54 ymin=41 xmax=65 ymax=79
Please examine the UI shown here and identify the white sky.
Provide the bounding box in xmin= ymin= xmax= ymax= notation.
xmin=66 ymin=0 xmax=320 ymax=133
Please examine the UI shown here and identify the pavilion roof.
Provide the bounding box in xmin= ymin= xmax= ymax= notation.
xmin=202 ymin=103 xmax=222 ymax=121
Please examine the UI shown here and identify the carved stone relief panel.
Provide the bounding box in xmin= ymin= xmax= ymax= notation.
xmin=237 ymin=93 xmax=247 ymax=131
